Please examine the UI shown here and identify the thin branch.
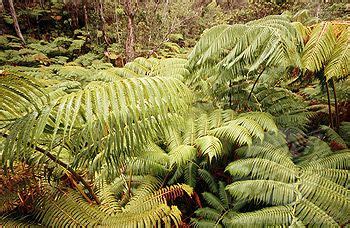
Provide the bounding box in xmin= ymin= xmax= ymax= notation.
xmin=0 ymin=132 xmax=100 ymax=205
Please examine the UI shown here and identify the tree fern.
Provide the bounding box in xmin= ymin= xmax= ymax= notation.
xmin=1 ymin=74 xmax=191 ymax=173
xmin=225 ymin=133 xmax=350 ymax=226
xmin=189 ymin=15 xmax=302 ymax=74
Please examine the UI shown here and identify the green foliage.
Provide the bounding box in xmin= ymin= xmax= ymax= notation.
xmin=1 ymin=9 xmax=350 ymax=228
xmin=189 ymin=15 xmax=302 ymax=75
xmin=225 ymin=133 xmax=350 ymax=227
xmin=302 ymin=22 xmax=349 ymax=81
xmin=192 ymin=181 xmax=238 ymax=228
xmin=1 ymin=182 xmax=193 ymax=227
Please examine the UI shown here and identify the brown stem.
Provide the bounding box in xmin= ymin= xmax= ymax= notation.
xmin=0 ymin=132 xmax=100 ymax=205
xmin=248 ymin=68 xmax=265 ymax=101
xmin=325 ymin=80 xmax=334 ymax=129
xmin=229 ymin=80 xmax=232 ymax=107
xmin=67 ymin=173 xmax=93 ymax=204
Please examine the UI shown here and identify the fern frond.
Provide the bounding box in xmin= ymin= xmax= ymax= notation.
xmin=226 ymin=180 xmax=295 ymax=205
xmin=218 ymin=181 xmax=230 ymax=209
xmin=169 ymin=145 xmax=197 ymax=166
xmin=2 ymin=75 xmax=191 ymax=172
xmin=202 ymin=192 xmax=227 ymax=212
xmin=301 ymin=150 xmax=350 ymax=169
xmin=226 ymin=158 xmax=296 ymax=183
xmin=198 ymin=168 xmax=218 ymax=193
xmin=195 ymin=135 xmax=223 ymax=162
xmin=194 ymin=207 xmax=222 ymax=222
xmin=102 ymin=204 xmax=182 ymax=227
xmin=295 ymin=200 xmax=339 ymax=227
xmin=33 ymin=189 xmax=105 ymax=227
xmin=224 ymin=205 xmax=293 ymax=227
xmin=124 ymin=184 xmax=193 ymax=213
xmin=302 ymin=22 xmax=337 ymax=73
xmin=323 ymin=24 xmax=350 ymax=80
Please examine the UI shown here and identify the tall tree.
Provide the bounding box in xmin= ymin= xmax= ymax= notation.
xmin=2 ymin=0 xmax=26 ymax=45
xmin=122 ymin=0 xmax=136 ymax=62
xmin=98 ymin=0 xmax=109 ymax=47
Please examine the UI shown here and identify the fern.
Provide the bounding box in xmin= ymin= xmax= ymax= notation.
xmin=225 ymin=133 xmax=350 ymax=226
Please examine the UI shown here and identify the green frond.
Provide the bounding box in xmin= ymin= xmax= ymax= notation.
xmin=301 ymin=150 xmax=350 ymax=169
xmin=218 ymin=181 xmax=230 ymax=209
xmin=33 ymin=189 xmax=105 ymax=227
xmin=323 ymin=24 xmax=350 ymax=80
xmin=2 ymin=75 xmax=191 ymax=172
xmin=0 ymin=73 xmax=48 ymax=127
xmin=224 ymin=205 xmax=293 ymax=227
xmin=255 ymin=87 xmax=312 ymax=130
xmin=226 ymin=180 xmax=295 ymax=205
xmin=298 ymin=175 xmax=350 ymax=223
xmin=102 ymin=204 xmax=182 ymax=228
xmin=202 ymin=192 xmax=227 ymax=212
xmin=195 ymin=135 xmax=223 ymax=162
xmin=208 ymin=109 xmax=237 ymax=129
xmin=194 ymin=207 xmax=222 ymax=222
xmin=212 ymin=112 xmax=278 ymax=147
xmin=169 ymin=145 xmax=197 ymax=166
xmin=302 ymin=22 xmax=337 ymax=73
xmin=56 ymin=66 xmax=93 ymax=82
xmin=301 ymin=168 xmax=349 ymax=186
xmin=238 ymin=112 xmax=278 ymax=135
xmin=96 ymin=182 xmax=122 ymax=215
xmin=183 ymin=117 xmax=197 ymax=145
xmin=184 ymin=162 xmax=198 ymax=188
xmin=164 ymin=127 xmax=183 ymax=151
xmin=198 ymin=168 xmax=218 ymax=193
xmin=213 ymin=123 xmax=252 ymax=146
xmin=196 ymin=113 xmax=210 ymax=137
xmin=226 ymin=158 xmax=296 ymax=183
xmin=295 ymin=200 xmax=339 ymax=227
xmin=189 ymin=15 xmax=302 ymax=89
xmin=191 ymin=218 xmax=222 ymax=228
xmin=124 ymin=184 xmax=193 ymax=213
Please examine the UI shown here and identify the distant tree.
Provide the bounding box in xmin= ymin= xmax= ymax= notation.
xmin=2 ymin=0 xmax=26 ymax=45
xmin=122 ymin=0 xmax=137 ymax=62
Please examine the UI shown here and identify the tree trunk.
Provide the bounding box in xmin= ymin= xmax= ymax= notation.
xmin=98 ymin=0 xmax=109 ymax=47
xmin=3 ymin=0 xmax=26 ymax=45
xmin=83 ymin=0 xmax=89 ymax=32
xmin=123 ymin=0 xmax=136 ymax=62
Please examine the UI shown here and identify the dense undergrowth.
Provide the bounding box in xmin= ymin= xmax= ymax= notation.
xmin=0 ymin=1 xmax=350 ymax=227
